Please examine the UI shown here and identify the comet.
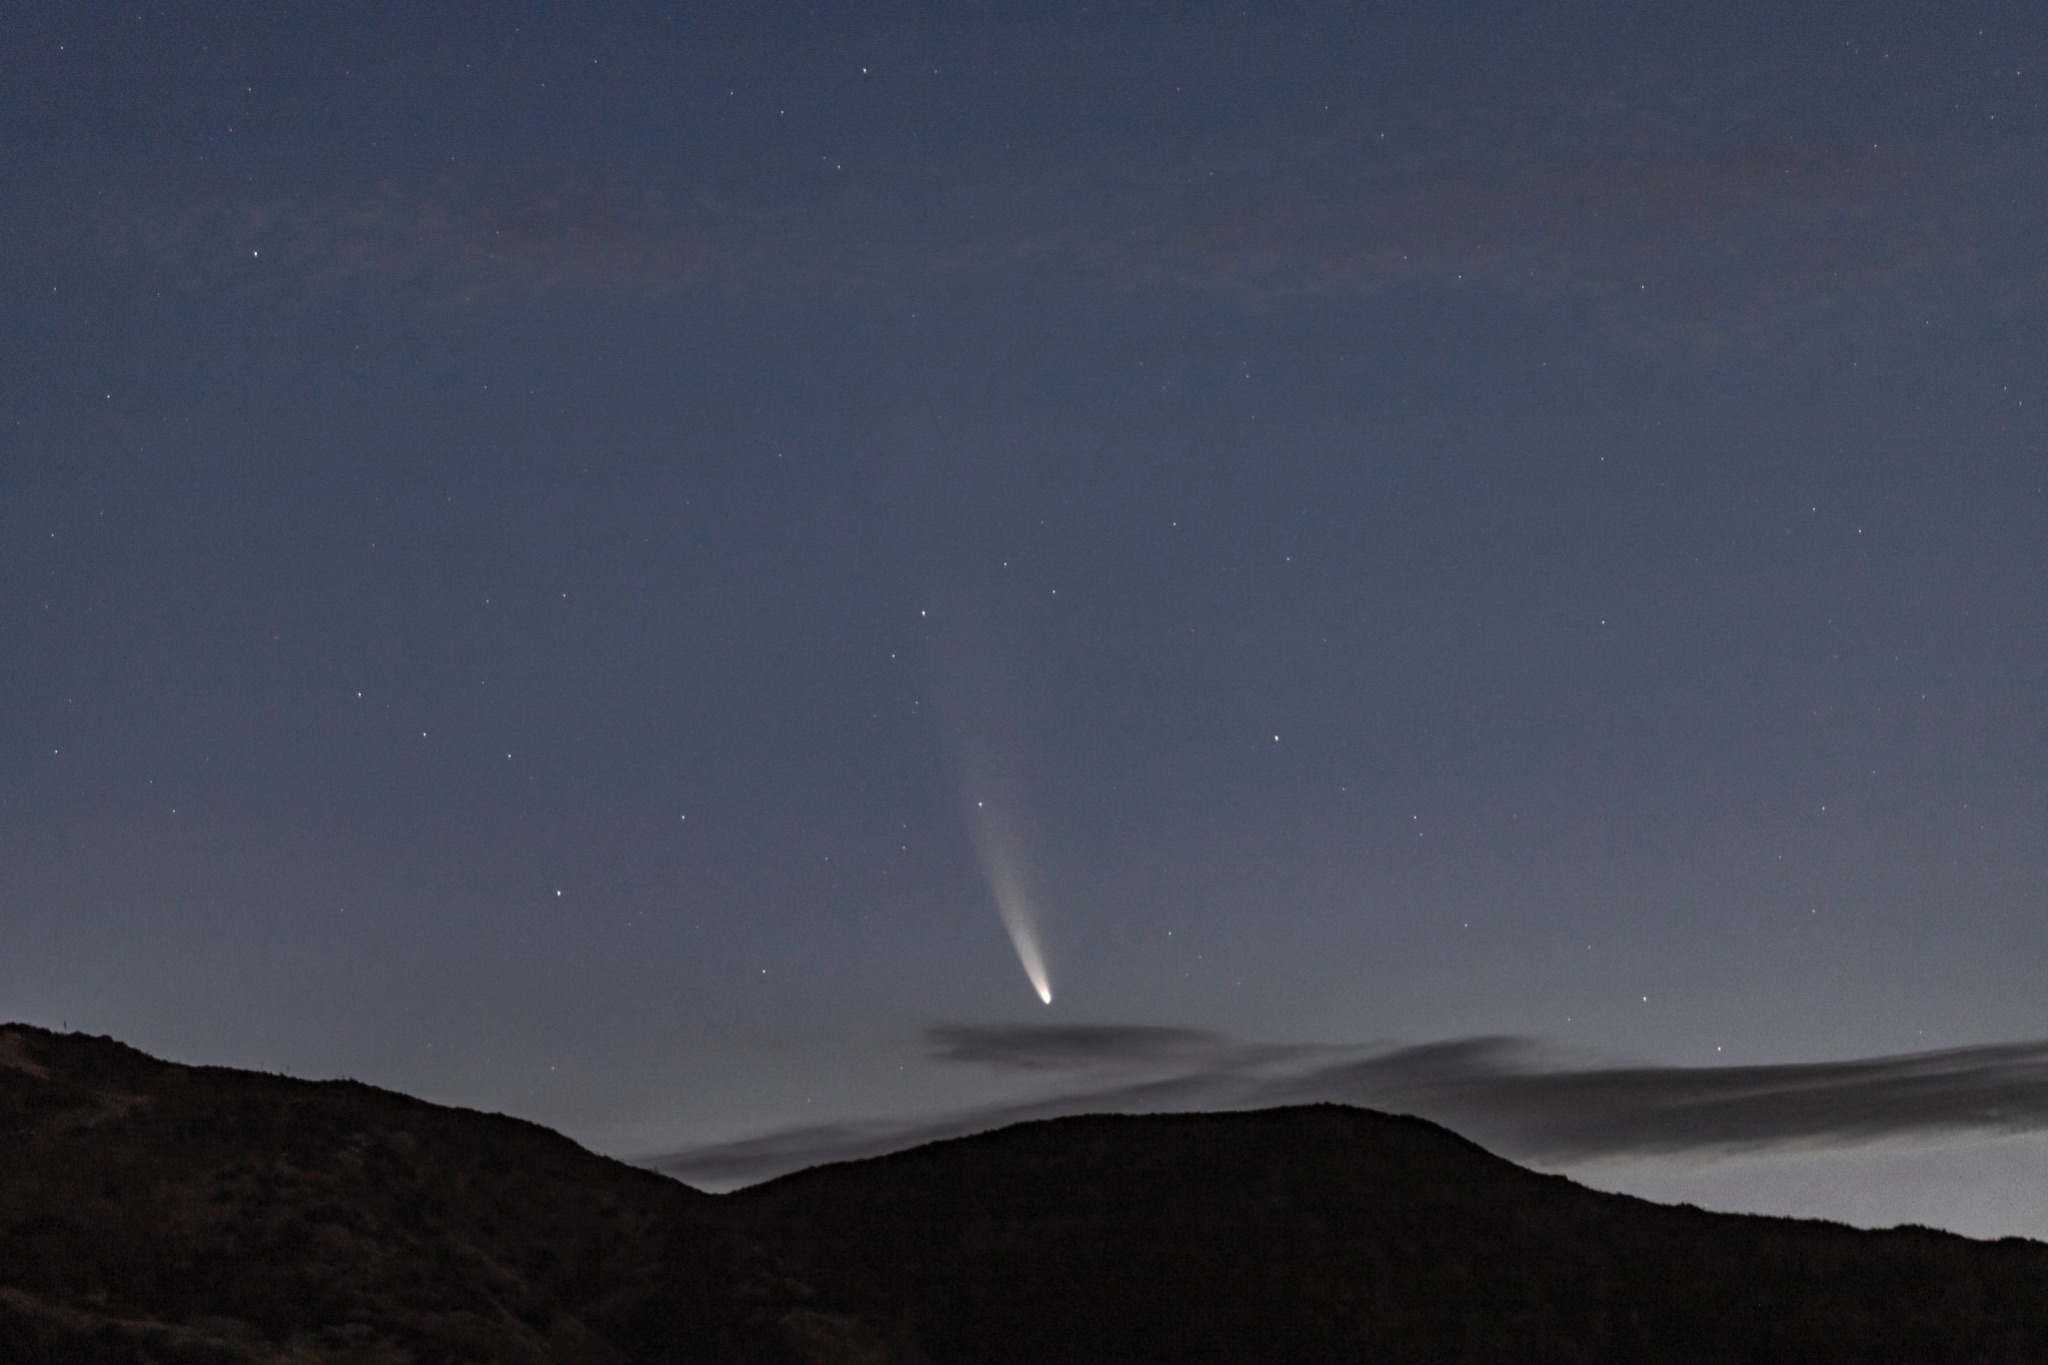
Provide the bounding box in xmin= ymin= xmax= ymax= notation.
xmin=968 ymin=800 xmax=1054 ymax=1004
xmin=919 ymin=597 xmax=1056 ymax=1005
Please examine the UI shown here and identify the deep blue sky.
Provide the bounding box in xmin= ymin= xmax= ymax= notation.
xmin=5 ymin=1 xmax=2048 ymax=1231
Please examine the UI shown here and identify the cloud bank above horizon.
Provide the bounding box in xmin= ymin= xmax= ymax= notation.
xmin=646 ymin=1026 xmax=2048 ymax=1189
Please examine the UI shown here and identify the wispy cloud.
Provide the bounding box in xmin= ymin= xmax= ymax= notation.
xmin=62 ymin=131 xmax=2048 ymax=351
xmin=645 ymin=1026 xmax=2048 ymax=1189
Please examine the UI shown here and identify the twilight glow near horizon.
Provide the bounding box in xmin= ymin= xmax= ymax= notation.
xmin=4 ymin=0 xmax=2048 ymax=1240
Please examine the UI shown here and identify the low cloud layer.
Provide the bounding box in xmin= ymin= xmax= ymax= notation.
xmin=646 ymin=1027 xmax=2048 ymax=1189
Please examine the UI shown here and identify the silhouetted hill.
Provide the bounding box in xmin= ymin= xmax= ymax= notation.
xmin=728 ymin=1108 xmax=2048 ymax=1364
xmin=0 ymin=1025 xmax=771 ymax=1363
xmin=7 ymin=1023 xmax=2048 ymax=1364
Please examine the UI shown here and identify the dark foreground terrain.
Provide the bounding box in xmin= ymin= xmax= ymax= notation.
xmin=5 ymin=1025 xmax=2048 ymax=1363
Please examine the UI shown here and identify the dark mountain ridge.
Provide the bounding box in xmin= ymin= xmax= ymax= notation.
xmin=5 ymin=1023 xmax=2047 ymax=1363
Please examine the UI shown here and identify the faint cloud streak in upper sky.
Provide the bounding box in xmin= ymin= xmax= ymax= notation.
xmin=60 ymin=132 xmax=2048 ymax=355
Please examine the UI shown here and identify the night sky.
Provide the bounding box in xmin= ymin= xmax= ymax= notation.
xmin=7 ymin=2 xmax=2048 ymax=1236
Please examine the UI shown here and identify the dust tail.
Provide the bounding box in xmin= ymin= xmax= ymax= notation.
xmin=970 ymin=805 xmax=1054 ymax=1004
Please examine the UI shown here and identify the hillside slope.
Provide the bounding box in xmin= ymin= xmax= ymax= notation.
xmin=731 ymin=1106 xmax=2048 ymax=1363
xmin=0 ymin=1025 xmax=775 ymax=1363
xmin=7 ymin=1023 xmax=2048 ymax=1364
